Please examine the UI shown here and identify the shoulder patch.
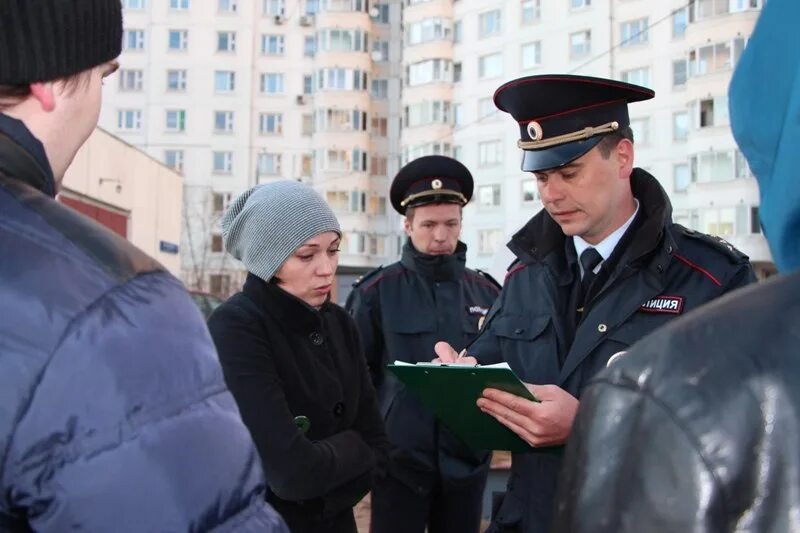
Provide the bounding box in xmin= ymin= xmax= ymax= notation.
xmin=676 ymin=225 xmax=750 ymax=264
xmin=474 ymin=269 xmax=502 ymax=290
xmin=351 ymin=265 xmax=384 ymax=288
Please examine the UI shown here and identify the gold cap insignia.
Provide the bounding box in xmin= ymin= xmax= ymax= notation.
xmin=431 ymin=179 xmax=443 ymax=190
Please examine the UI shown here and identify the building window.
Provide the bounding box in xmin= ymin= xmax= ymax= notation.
xmin=317 ymin=68 xmax=368 ymax=91
xmin=352 ymin=148 xmax=368 ymax=172
xmin=263 ymin=0 xmax=286 ymax=15
xmin=209 ymin=274 xmax=230 ymax=296
xmin=521 ymin=179 xmax=538 ymax=203
xmin=620 ymin=18 xmax=648 ymax=47
xmin=211 ymin=234 xmax=224 ymax=253
xmin=302 ymin=114 xmax=313 ymax=136
xmin=672 ymin=7 xmax=688 ymax=38
xmin=260 ymin=73 xmax=285 ymax=94
xmin=570 ymin=30 xmax=591 ymax=58
xmin=117 ymin=110 xmax=142 ymax=131
xmin=123 ymin=29 xmax=145 ymax=50
xmin=521 ymin=41 xmax=541 ymax=70
xmin=262 ymin=34 xmax=285 ymax=55
xmin=692 ymin=0 xmax=763 ymax=21
xmin=373 ymin=2 xmax=389 ymax=23
xmin=478 ymin=184 xmax=502 ymax=208
xmin=165 ymin=110 xmax=186 ymax=132
xmin=213 ymin=111 xmax=234 ymax=133
xmin=168 ymin=30 xmax=188 ymax=51
xmin=407 ymin=18 xmax=451 ymax=45
xmin=453 ymin=103 xmax=464 ymax=125
xmin=371 ymin=116 xmax=388 ymax=136
xmin=370 ymin=156 xmax=388 ymax=176
xmin=621 ymin=67 xmax=650 ymax=88
xmin=479 ymin=9 xmax=502 ymax=38
xmin=750 ymin=206 xmax=761 ymax=234
xmin=124 ymin=0 xmax=146 ymax=9
xmin=674 ymin=163 xmax=690 ymax=193
xmin=404 ymin=101 xmax=451 ymax=127
xmin=629 ymin=117 xmax=649 ymax=146
xmin=259 ymin=113 xmax=283 ymax=134
xmin=217 ymin=31 xmax=236 ymax=52
xmin=406 ymin=59 xmax=452 ymax=86
xmin=213 ymin=151 xmax=233 ymax=174
xmin=673 ymin=59 xmax=688 ymax=87
xmin=212 ymin=192 xmax=232 ymax=214
xmin=214 ymin=71 xmax=236 ymax=93
xmin=372 ymin=40 xmax=389 ymax=61
xmin=479 ymin=53 xmax=503 ymax=79
xmin=521 ymin=0 xmax=541 ymax=24
xmin=453 ymin=62 xmax=463 ymax=83
xmin=164 ymin=150 xmax=184 ymax=172
xmin=317 ymin=28 xmax=368 ymax=52
xmin=169 ymin=0 xmax=189 ymax=9
xmin=701 ymin=207 xmax=736 ymax=237
xmin=303 ymin=74 xmax=314 ymax=94
xmin=570 ymin=0 xmax=590 ymax=8
xmin=301 ymin=154 xmax=313 ymax=177
xmin=689 ymin=150 xmax=750 ymax=183
xmin=371 ymin=79 xmax=388 ymax=98
xmin=118 ymin=69 xmax=143 ymax=91
xmin=219 ymin=0 xmax=237 ymax=12
xmin=167 ymin=69 xmax=187 ymax=91
xmin=691 ymin=96 xmax=729 ymax=128
xmin=478 ymin=140 xmax=503 ymax=166
xmin=673 ymin=111 xmax=689 ymax=141
xmin=257 ymin=153 xmax=282 ymax=176
xmin=689 ymin=38 xmax=746 ymax=77
xmin=453 ymin=20 xmax=462 ymax=43
xmin=478 ymin=229 xmax=504 ymax=255
xmin=304 ymin=36 xmax=316 ymax=57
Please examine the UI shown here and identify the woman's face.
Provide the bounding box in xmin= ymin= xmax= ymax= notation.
xmin=275 ymin=231 xmax=340 ymax=308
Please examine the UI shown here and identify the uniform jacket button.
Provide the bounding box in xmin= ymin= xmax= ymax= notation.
xmin=514 ymin=328 xmax=524 ymax=335
xmin=309 ymin=332 xmax=324 ymax=346
xmin=333 ymin=402 xmax=344 ymax=416
xmin=598 ymin=323 xmax=608 ymax=333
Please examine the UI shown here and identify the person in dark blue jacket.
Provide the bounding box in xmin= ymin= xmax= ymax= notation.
xmin=346 ymin=156 xmax=501 ymax=533
xmin=434 ymin=76 xmax=756 ymax=532
xmin=554 ymin=1 xmax=800 ymax=530
xmin=0 ymin=1 xmax=286 ymax=531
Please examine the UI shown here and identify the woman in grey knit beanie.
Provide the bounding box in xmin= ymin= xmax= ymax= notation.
xmin=208 ymin=180 xmax=390 ymax=533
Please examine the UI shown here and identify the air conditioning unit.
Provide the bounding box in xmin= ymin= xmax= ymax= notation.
xmin=299 ymin=15 xmax=313 ymax=26
xmin=369 ymin=6 xmax=379 ymax=17
xmin=296 ymin=94 xmax=306 ymax=105
xmin=273 ymin=14 xmax=285 ymax=24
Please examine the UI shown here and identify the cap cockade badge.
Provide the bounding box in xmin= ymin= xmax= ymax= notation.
xmin=431 ymin=179 xmax=443 ymax=190
xmin=526 ymin=121 xmax=544 ymax=141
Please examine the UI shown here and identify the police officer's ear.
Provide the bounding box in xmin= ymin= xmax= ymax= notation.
xmin=614 ymin=137 xmax=634 ymax=181
xmin=403 ymin=207 xmax=415 ymax=236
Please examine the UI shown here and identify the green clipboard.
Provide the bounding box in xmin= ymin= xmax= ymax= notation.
xmin=387 ymin=362 xmax=537 ymax=453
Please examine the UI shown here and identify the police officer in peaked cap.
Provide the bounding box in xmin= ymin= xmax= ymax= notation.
xmin=346 ymin=155 xmax=501 ymax=533
xmin=433 ymin=75 xmax=756 ymax=533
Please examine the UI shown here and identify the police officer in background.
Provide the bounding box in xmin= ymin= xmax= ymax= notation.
xmin=346 ymin=155 xmax=501 ymax=533
xmin=434 ymin=75 xmax=756 ymax=533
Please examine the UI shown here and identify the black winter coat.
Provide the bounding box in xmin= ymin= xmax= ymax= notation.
xmin=208 ymin=274 xmax=390 ymax=533
xmin=468 ymin=169 xmax=756 ymax=532
xmin=345 ymin=241 xmax=501 ymax=492
xmin=554 ymin=270 xmax=800 ymax=532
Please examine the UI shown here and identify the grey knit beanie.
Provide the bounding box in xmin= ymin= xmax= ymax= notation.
xmin=221 ymin=181 xmax=341 ymax=281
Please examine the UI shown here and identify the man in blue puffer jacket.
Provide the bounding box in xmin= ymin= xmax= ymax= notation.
xmin=0 ymin=1 xmax=287 ymax=531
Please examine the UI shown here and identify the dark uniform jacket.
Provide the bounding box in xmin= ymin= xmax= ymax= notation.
xmin=554 ymin=271 xmax=800 ymax=532
xmin=468 ymin=169 xmax=755 ymax=532
xmin=346 ymin=241 xmax=501 ymax=493
xmin=209 ymin=274 xmax=391 ymax=533
xmin=0 ymin=116 xmax=287 ymax=531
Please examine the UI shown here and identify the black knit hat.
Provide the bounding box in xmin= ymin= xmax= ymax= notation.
xmin=0 ymin=0 xmax=123 ymax=85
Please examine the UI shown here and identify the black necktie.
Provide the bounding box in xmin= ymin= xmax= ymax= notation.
xmin=580 ymin=247 xmax=603 ymax=302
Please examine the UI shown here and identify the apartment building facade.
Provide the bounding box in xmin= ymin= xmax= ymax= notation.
xmin=400 ymin=0 xmax=772 ymax=280
xmin=103 ymin=0 xmax=404 ymax=300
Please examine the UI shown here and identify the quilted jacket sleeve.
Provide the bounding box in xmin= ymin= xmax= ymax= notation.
xmin=1 ymin=272 xmax=288 ymax=532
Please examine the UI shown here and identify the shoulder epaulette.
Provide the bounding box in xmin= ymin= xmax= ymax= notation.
xmin=351 ymin=265 xmax=384 ymax=288
xmin=474 ymin=268 xmax=502 ymax=290
xmin=676 ymin=225 xmax=750 ymax=263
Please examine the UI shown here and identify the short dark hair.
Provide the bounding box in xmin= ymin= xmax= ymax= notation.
xmin=0 ymin=70 xmax=94 ymax=111
xmin=596 ymin=126 xmax=634 ymax=159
